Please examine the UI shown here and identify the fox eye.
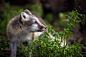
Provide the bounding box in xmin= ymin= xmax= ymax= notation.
xmin=33 ymin=21 xmax=37 ymax=24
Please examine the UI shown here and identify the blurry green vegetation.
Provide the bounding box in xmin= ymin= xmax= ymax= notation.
xmin=43 ymin=12 xmax=68 ymax=30
xmin=0 ymin=38 xmax=9 ymax=55
xmin=45 ymin=13 xmax=53 ymax=23
xmin=31 ymin=3 xmax=43 ymax=17
xmin=0 ymin=2 xmax=23 ymax=35
xmin=59 ymin=13 xmax=68 ymax=27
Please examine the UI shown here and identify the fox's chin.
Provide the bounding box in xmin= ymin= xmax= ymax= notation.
xmin=29 ymin=30 xmax=42 ymax=32
xmin=36 ymin=27 xmax=46 ymax=32
xmin=29 ymin=29 xmax=46 ymax=32
xmin=35 ymin=29 xmax=45 ymax=32
xmin=37 ymin=30 xmax=44 ymax=32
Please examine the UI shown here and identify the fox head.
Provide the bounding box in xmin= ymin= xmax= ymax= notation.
xmin=19 ymin=9 xmax=46 ymax=33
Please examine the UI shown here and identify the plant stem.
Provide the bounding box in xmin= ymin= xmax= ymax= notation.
xmin=66 ymin=36 xmax=69 ymax=46
xmin=64 ymin=35 xmax=65 ymax=47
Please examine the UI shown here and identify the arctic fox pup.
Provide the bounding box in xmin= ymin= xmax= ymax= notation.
xmin=7 ymin=9 xmax=46 ymax=57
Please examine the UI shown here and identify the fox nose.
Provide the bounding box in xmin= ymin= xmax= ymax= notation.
xmin=43 ymin=26 xmax=47 ymax=31
xmin=44 ymin=27 xmax=47 ymax=29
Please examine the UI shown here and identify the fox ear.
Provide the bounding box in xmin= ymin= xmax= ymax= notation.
xmin=21 ymin=12 xmax=29 ymax=20
xmin=24 ymin=9 xmax=32 ymax=15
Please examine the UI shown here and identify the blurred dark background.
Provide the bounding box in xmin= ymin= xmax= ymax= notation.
xmin=0 ymin=0 xmax=86 ymax=56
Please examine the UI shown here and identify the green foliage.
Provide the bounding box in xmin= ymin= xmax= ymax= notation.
xmin=17 ymin=45 xmax=30 ymax=57
xmin=18 ymin=11 xmax=84 ymax=57
xmin=31 ymin=3 xmax=43 ymax=17
xmin=0 ymin=2 xmax=23 ymax=35
xmin=0 ymin=39 xmax=9 ymax=48
xmin=59 ymin=13 xmax=68 ymax=27
xmin=45 ymin=13 xmax=53 ymax=24
xmin=0 ymin=39 xmax=9 ymax=55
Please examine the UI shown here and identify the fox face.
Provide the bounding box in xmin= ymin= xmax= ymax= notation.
xmin=20 ymin=9 xmax=46 ymax=33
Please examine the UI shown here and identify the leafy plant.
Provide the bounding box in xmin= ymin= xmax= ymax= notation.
xmin=18 ymin=10 xmax=84 ymax=57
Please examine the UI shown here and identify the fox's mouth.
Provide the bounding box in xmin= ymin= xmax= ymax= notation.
xmin=37 ymin=28 xmax=46 ymax=32
xmin=37 ymin=29 xmax=45 ymax=32
xmin=29 ymin=29 xmax=45 ymax=32
xmin=29 ymin=27 xmax=47 ymax=32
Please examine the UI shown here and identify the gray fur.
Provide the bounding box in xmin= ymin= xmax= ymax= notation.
xmin=7 ymin=9 xmax=46 ymax=57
